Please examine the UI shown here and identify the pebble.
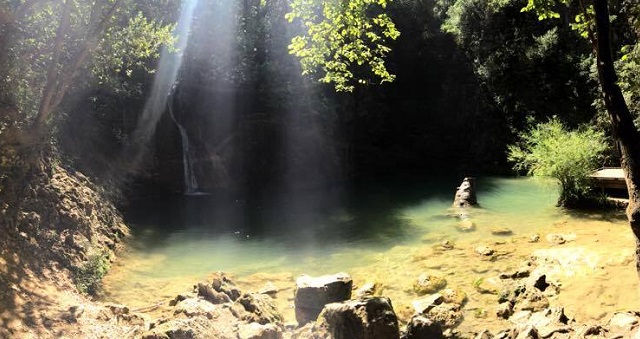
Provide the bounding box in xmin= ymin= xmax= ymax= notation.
xmin=474 ymin=246 xmax=494 ymax=256
xmin=491 ymin=228 xmax=513 ymax=236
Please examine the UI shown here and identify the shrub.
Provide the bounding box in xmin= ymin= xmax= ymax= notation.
xmin=507 ymin=118 xmax=608 ymax=207
xmin=74 ymin=252 xmax=110 ymax=296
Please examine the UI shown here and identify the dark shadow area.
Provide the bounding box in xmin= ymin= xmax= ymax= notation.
xmin=121 ymin=175 xmax=504 ymax=256
xmin=564 ymin=208 xmax=628 ymax=222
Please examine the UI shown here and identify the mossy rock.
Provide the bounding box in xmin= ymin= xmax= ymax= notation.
xmin=413 ymin=274 xmax=447 ymax=295
xmin=441 ymin=288 xmax=467 ymax=306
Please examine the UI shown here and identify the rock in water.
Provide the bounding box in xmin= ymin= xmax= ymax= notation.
xmin=318 ymin=297 xmax=400 ymax=339
xmin=413 ymin=274 xmax=447 ymax=295
xmin=294 ymin=273 xmax=353 ymax=325
xmin=452 ymin=177 xmax=478 ymax=208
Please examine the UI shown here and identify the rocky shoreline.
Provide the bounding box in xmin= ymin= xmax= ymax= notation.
xmin=88 ymin=256 xmax=640 ymax=339
xmin=1 ymin=155 xmax=639 ymax=338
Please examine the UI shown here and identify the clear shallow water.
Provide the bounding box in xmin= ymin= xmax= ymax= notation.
xmin=103 ymin=177 xmax=562 ymax=303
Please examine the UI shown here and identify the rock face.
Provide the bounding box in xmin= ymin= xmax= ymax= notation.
xmin=143 ymin=277 xmax=284 ymax=339
xmin=294 ymin=273 xmax=353 ymax=325
xmin=317 ymin=297 xmax=400 ymax=339
xmin=452 ymin=177 xmax=478 ymax=208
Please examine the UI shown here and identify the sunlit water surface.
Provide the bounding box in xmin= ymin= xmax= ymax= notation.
xmin=103 ymin=177 xmax=638 ymax=332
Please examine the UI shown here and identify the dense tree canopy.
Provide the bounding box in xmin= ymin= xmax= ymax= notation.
xmin=0 ymin=0 xmax=176 ymax=134
xmin=0 ymin=0 xmax=638 ymax=195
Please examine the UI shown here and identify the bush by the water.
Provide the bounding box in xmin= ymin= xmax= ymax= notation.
xmin=507 ymin=118 xmax=608 ymax=207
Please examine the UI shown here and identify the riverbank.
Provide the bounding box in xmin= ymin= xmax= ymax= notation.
xmin=1 ymin=157 xmax=639 ymax=337
xmin=0 ymin=149 xmax=129 ymax=338
xmin=6 ymin=219 xmax=637 ymax=338
xmin=99 ymin=205 xmax=640 ymax=337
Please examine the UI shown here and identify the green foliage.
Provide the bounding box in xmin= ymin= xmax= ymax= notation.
xmin=520 ymin=0 xmax=594 ymax=38
xmin=0 ymin=0 xmax=177 ymax=122
xmin=438 ymin=0 xmax=596 ymax=130
xmin=616 ymin=2 xmax=640 ymax=126
xmin=92 ymin=12 xmax=177 ymax=95
xmin=521 ymin=0 xmax=566 ymax=20
xmin=74 ymin=251 xmax=110 ymax=296
xmin=508 ymin=118 xmax=608 ymax=207
xmin=569 ymin=6 xmax=595 ymax=39
xmin=618 ymin=42 xmax=640 ymax=124
xmin=286 ymin=0 xmax=400 ymax=92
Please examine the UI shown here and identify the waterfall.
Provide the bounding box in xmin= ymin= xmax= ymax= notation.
xmin=127 ymin=0 xmax=200 ymax=194
xmin=168 ymin=86 xmax=199 ymax=194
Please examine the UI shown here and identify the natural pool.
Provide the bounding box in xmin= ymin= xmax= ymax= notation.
xmin=102 ymin=177 xmax=639 ymax=334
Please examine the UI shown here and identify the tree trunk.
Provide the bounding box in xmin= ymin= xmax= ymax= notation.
xmin=34 ymin=0 xmax=71 ymax=129
xmin=593 ymin=0 xmax=640 ymax=275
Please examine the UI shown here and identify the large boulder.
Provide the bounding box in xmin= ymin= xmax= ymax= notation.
xmin=317 ymin=297 xmax=400 ymax=339
xmin=452 ymin=177 xmax=478 ymax=208
xmin=294 ymin=273 xmax=353 ymax=325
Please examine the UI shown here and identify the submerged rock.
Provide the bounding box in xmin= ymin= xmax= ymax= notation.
xmin=473 ymin=277 xmax=505 ymax=295
xmin=456 ymin=219 xmax=477 ymax=232
xmin=499 ymin=267 xmax=531 ymax=280
xmin=441 ymin=288 xmax=467 ymax=306
xmin=317 ymin=297 xmax=400 ymax=339
xmin=413 ymin=274 xmax=447 ymax=295
xmin=475 ymin=245 xmax=495 ymax=256
xmin=545 ymin=233 xmax=576 ymax=245
xmin=491 ymin=228 xmax=513 ymax=236
xmin=294 ymin=273 xmax=353 ymax=325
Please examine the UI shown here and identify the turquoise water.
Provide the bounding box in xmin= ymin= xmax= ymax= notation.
xmin=103 ymin=177 xmax=560 ymax=304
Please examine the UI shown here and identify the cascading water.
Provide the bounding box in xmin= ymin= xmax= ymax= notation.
xmin=128 ymin=0 xmax=200 ymax=194
xmin=168 ymin=85 xmax=199 ymax=194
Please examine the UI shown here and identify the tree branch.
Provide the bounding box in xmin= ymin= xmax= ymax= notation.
xmin=47 ymin=0 xmax=124 ymax=116
xmin=33 ymin=0 xmax=71 ymax=128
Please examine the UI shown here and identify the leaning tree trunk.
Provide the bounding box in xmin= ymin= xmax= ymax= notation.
xmin=593 ymin=0 xmax=640 ymax=275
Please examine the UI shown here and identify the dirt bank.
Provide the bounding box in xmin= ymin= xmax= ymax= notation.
xmin=0 ymin=147 xmax=129 ymax=338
